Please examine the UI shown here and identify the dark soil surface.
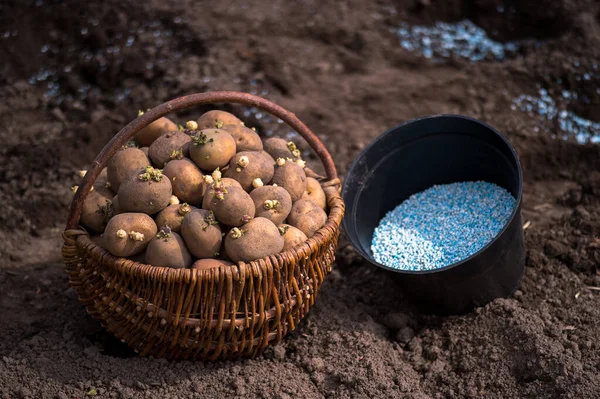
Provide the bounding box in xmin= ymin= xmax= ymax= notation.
xmin=2 ymin=0 xmax=600 ymax=398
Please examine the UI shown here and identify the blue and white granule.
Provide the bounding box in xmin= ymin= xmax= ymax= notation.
xmin=512 ymin=88 xmax=600 ymax=144
xmin=395 ymin=20 xmax=524 ymax=62
xmin=371 ymin=181 xmax=516 ymax=271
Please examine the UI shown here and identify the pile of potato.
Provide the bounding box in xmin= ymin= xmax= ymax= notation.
xmin=76 ymin=110 xmax=328 ymax=270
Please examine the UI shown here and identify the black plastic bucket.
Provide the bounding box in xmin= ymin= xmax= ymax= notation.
xmin=342 ymin=115 xmax=525 ymax=315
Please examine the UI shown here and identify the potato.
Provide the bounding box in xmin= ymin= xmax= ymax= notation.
xmin=202 ymin=177 xmax=242 ymax=209
xmin=221 ymin=124 xmax=263 ymax=152
xmin=145 ymin=227 xmax=192 ymax=269
xmin=189 ymin=129 xmax=236 ymax=171
xmin=162 ymin=158 xmax=205 ymax=204
xmin=264 ymin=138 xmax=301 ymax=160
xmin=135 ymin=116 xmax=177 ymax=147
xmin=118 ymin=166 xmax=172 ymax=214
xmin=107 ymin=147 xmax=151 ymax=191
xmin=197 ymin=110 xmax=241 ymax=129
xmin=181 ymin=209 xmax=222 ymax=258
xmin=287 ymin=199 xmax=327 ymax=238
xmin=224 ymin=151 xmax=275 ymax=191
xmin=155 ymin=203 xmax=195 ymax=233
xmin=191 ymin=258 xmax=234 ymax=270
xmin=301 ymin=177 xmax=327 ymax=210
xmin=249 ymin=185 xmax=292 ymax=226
xmin=80 ymin=190 xmax=113 ymax=233
xmin=148 ymin=131 xmax=191 ymax=167
xmin=93 ymin=168 xmax=116 ymax=199
xmin=111 ymin=195 xmax=122 ymax=215
xmin=207 ymin=185 xmax=255 ymax=227
xmin=140 ymin=147 xmax=149 ymax=157
xmin=278 ymin=224 xmax=308 ymax=251
xmin=224 ymin=217 xmax=284 ymax=263
xmin=104 ymin=212 xmax=157 ymax=257
xmin=271 ymin=160 xmax=307 ymax=202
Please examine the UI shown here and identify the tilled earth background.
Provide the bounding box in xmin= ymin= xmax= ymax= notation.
xmin=1 ymin=0 xmax=600 ymax=398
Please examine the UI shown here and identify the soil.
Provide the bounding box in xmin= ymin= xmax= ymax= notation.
xmin=1 ymin=0 xmax=600 ymax=398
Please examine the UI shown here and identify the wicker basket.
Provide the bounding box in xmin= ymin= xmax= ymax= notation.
xmin=61 ymin=91 xmax=344 ymax=360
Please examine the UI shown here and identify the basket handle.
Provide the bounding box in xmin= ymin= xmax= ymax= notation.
xmin=66 ymin=91 xmax=339 ymax=230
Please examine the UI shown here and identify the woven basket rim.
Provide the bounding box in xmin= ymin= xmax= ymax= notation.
xmin=66 ymin=177 xmax=344 ymax=284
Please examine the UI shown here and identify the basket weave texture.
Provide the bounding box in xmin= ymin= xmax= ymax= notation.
xmin=61 ymin=92 xmax=344 ymax=360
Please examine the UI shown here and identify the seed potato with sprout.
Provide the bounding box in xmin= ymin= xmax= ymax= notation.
xmin=80 ymin=190 xmax=113 ymax=233
xmin=191 ymin=258 xmax=234 ymax=270
xmin=208 ymin=185 xmax=255 ymax=227
xmin=118 ymin=166 xmax=172 ymax=214
xmin=224 ymin=217 xmax=284 ymax=263
xmin=181 ymin=209 xmax=222 ymax=259
xmin=162 ymin=158 xmax=205 ymax=204
xmin=189 ymin=128 xmax=237 ymax=171
xmin=250 ymin=185 xmax=292 ymax=225
xmin=271 ymin=159 xmax=307 ymax=202
xmin=197 ymin=110 xmax=241 ymax=130
xmin=263 ymin=137 xmax=300 ymax=160
xmin=288 ymin=199 xmax=327 ymax=238
xmin=134 ymin=112 xmax=177 ymax=147
xmin=202 ymin=176 xmax=243 ymax=209
xmin=155 ymin=203 xmax=195 ymax=233
xmin=107 ymin=147 xmax=151 ymax=191
xmin=145 ymin=226 xmax=192 ymax=269
xmin=301 ymin=177 xmax=327 ymax=210
xmin=148 ymin=130 xmax=191 ymax=167
xmin=224 ymin=151 xmax=275 ymax=191
xmin=103 ymin=213 xmax=157 ymax=257
xmin=278 ymin=224 xmax=308 ymax=251
xmin=221 ymin=123 xmax=263 ymax=152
